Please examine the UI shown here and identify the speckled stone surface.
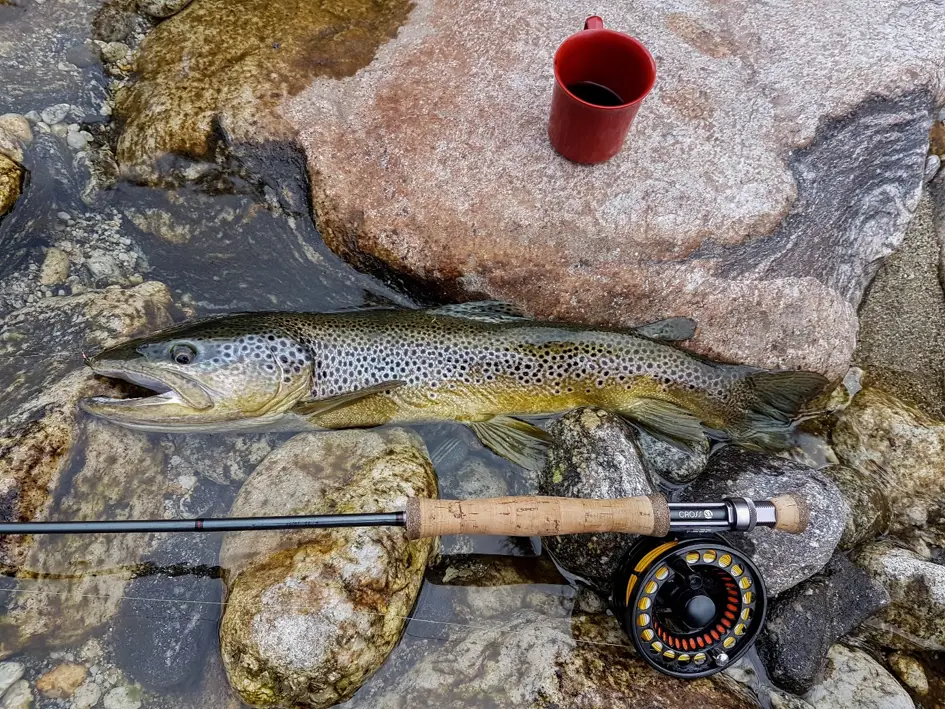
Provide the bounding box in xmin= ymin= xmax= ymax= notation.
xmin=277 ymin=0 xmax=945 ymax=377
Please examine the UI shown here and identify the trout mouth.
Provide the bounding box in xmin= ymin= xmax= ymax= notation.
xmin=80 ymin=359 xmax=214 ymax=414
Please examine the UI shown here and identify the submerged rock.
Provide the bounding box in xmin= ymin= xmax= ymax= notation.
xmin=0 ymin=419 xmax=167 ymax=658
xmin=219 ymin=429 xmax=438 ymax=709
xmin=36 ymin=662 xmax=88 ymax=698
xmin=852 ymin=542 xmax=945 ymax=651
xmin=346 ymin=610 xmax=757 ymax=708
xmin=756 ymin=555 xmax=889 ymax=693
xmin=538 ymin=409 xmax=656 ymax=581
xmin=0 ymin=680 xmax=32 ymax=709
xmin=832 ymin=388 xmax=945 ymax=546
xmin=0 ymin=664 xmax=23 ymax=696
xmin=630 ymin=427 xmax=709 ymax=485
xmin=679 ymin=449 xmax=846 ymax=594
xmin=802 ymin=644 xmax=914 ymax=709
xmin=0 ymin=156 xmax=22 ymax=218
xmin=138 ymin=0 xmax=194 ymax=18
xmin=819 ymin=464 xmax=890 ymax=549
xmin=887 ymin=652 xmax=929 ymax=695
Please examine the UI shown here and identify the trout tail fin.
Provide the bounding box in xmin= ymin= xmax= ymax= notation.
xmin=728 ymin=370 xmax=830 ymax=450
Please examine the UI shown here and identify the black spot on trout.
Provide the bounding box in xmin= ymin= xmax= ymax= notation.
xmin=80 ymin=302 xmax=828 ymax=469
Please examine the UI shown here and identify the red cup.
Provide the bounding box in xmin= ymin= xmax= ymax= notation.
xmin=548 ymin=16 xmax=657 ymax=164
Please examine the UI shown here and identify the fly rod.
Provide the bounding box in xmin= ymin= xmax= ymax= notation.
xmin=0 ymin=493 xmax=808 ymax=538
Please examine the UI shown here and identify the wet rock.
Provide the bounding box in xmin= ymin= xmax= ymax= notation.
xmin=40 ymin=104 xmax=72 ymax=126
xmin=114 ymin=0 xmax=414 ymax=183
xmin=0 ymin=681 xmax=31 ymax=709
xmin=71 ymin=682 xmax=103 ymax=709
xmin=0 ymin=115 xmax=32 ymax=164
xmin=102 ymin=685 xmax=143 ymax=709
xmin=756 ymin=555 xmax=889 ymax=693
xmin=0 ymin=155 xmax=22 ymax=218
xmin=832 ymin=388 xmax=945 ymax=542
xmin=819 ymin=464 xmax=890 ymax=549
xmin=887 ymin=652 xmax=928 ymax=695
xmin=0 ymin=664 xmax=23 ymax=696
xmin=267 ymin=2 xmax=945 ymax=379
xmin=852 ymin=542 xmax=945 ymax=651
xmin=538 ymin=409 xmax=656 ymax=581
xmin=438 ymin=455 xmax=511 ymax=555
xmin=802 ymin=644 xmax=914 ymax=709
xmin=219 ymin=429 xmax=438 ymax=709
xmin=39 ymin=247 xmax=71 ymax=286
xmin=36 ymin=662 xmax=88 ymax=698
xmin=679 ymin=448 xmax=846 ymax=594
xmin=347 ymin=609 xmax=757 ymax=708
xmin=630 ymin=428 xmax=709 ymax=485
xmin=112 ymin=534 xmax=223 ymax=690
xmin=854 ymin=193 xmax=945 ymax=419
xmin=0 ymin=419 xmax=167 ymax=658
xmin=137 ymin=0 xmax=193 ymax=18
xmin=0 ymin=283 xmax=175 ymax=571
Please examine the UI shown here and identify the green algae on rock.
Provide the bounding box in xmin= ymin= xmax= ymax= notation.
xmin=219 ymin=429 xmax=437 ymax=709
xmin=114 ymin=0 xmax=413 ymax=181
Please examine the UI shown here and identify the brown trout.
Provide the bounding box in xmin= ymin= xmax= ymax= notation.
xmin=80 ymin=302 xmax=828 ymax=468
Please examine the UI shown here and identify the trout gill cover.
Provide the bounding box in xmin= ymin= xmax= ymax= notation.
xmin=79 ymin=302 xmax=829 ymax=469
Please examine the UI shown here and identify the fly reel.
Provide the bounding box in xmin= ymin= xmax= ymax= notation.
xmin=612 ymin=535 xmax=767 ymax=678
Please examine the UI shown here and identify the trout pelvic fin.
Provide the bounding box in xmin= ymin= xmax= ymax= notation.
xmin=290 ymin=381 xmax=406 ymax=417
xmin=619 ymin=398 xmax=707 ymax=451
xmin=466 ymin=415 xmax=552 ymax=470
xmin=632 ymin=316 xmax=697 ymax=342
xmin=428 ymin=301 xmax=531 ymax=323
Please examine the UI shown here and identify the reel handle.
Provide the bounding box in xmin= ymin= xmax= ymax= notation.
xmin=404 ymin=493 xmax=809 ymax=540
xmin=405 ymin=495 xmax=671 ymax=540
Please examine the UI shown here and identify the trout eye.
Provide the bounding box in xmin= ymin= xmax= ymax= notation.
xmin=170 ymin=343 xmax=197 ymax=365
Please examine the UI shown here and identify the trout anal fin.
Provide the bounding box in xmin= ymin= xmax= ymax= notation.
xmin=465 ymin=415 xmax=552 ymax=470
xmin=619 ymin=398 xmax=708 ymax=451
xmin=290 ymin=381 xmax=406 ymax=417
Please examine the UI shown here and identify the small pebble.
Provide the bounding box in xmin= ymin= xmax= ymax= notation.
xmin=80 ymin=638 xmax=104 ymax=663
xmin=127 ymin=273 xmax=144 ymax=285
xmin=0 ymin=680 xmax=32 ymax=709
xmin=23 ymin=111 xmax=40 ymax=124
xmin=925 ymin=154 xmax=941 ymax=182
xmin=40 ymin=103 xmax=71 ymax=126
xmin=57 ymin=211 xmax=72 ymax=221
xmin=102 ymin=685 xmax=142 ymax=709
xmin=888 ymin=652 xmax=928 ymax=695
xmin=0 ymin=663 xmax=24 ymax=696
xmin=51 ymin=123 xmax=69 ymax=138
xmin=36 ymin=662 xmax=88 ymax=699
xmin=0 ymin=115 xmax=32 ymax=144
xmin=67 ymin=130 xmax=91 ymax=151
xmin=39 ymin=247 xmax=70 ymax=286
xmin=72 ymin=682 xmax=103 ymax=709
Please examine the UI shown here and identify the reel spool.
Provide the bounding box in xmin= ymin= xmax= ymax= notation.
xmin=612 ymin=535 xmax=767 ymax=678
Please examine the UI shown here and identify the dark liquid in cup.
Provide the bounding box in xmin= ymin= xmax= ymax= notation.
xmin=566 ymin=81 xmax=624 ymax=106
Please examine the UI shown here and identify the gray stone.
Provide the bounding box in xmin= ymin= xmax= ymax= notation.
xmin=630 ymin=427 xmax=709 ymax=484
xmin=0 ymin=664 xmax=23 ymax=696
xmin=38 ymin=247 xmax=70 ymax=286
xmin=219 ymin=429 xmax=438 ymax=709
xmin=818 ymin=464 xmax=890 ymax=550
xmin=756 ymin=555 xmax=889 ymax=693
xmin=71 ymin=682 xmax=102 ymax=709
xmin=802 ymin=644 xmax=914 ymax=709
xmin=0 ymin=680 xmax=31 ymax=709
xmin=346 ymin=610 xmax=757 ymax=708
xmin=852 ymin=542 xmax=945 ymax=651
xmin=538 ymin=408 xmax=655 ymax=581
xmin=925 ymin=154 xmax=941 ymax=183
xmin=679 ymin=448 xmax=846 ymax=594
xmin=40 ymin=104 xmax=71 ymax=126
xmin=102 ymin=686 xmax=143 ymax=709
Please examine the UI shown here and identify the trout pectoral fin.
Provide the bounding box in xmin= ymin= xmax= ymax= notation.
xmin=619 ymin=398 xmax=707 ymax=450
xmin=466 ymin=416 xmax=551 ymax=471
xmin=632 ymin=317 xmax=697 ymax=342
xmin=290 ymin=381 xmax=406 ymax=417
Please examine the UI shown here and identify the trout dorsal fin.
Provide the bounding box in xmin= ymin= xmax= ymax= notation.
xmin=466 ymin=415 xmax=552 ymax=470
xmin=290 ymin=381 xmax=406 ymax=417
xmin=632 ymin=317 xmax=697 ymax=342
xmin=427 ymin=301 xmax=531 ymax=323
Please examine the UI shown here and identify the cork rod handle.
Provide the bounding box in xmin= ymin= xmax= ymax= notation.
xmin=404 ymin=495 xmax=671 ymax=540
xmin=770 ymin=493 xmax=810 ymax=534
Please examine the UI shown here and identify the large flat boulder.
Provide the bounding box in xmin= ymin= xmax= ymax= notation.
xmin=278 ymin=0 xmax=943 ymax=376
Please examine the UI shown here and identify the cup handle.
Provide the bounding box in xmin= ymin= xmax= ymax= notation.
xmin=584 ymin=16 xmax=604 ymax=30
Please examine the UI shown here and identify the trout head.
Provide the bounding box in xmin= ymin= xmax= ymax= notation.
xmin=80 ymin=315 xmax=313 ymax=432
